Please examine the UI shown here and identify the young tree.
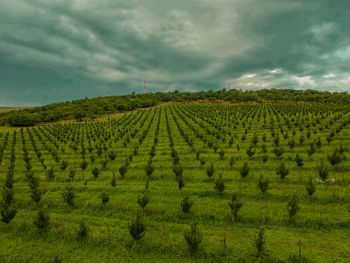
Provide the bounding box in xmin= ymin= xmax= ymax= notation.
xmin=181 ymin=194 xmax=193 ymax=213
xmin=228 ymin=193 xmax=243 ymax=222
xmin=128 ymin=211 xmax=146 ymax=246
xmin=240 ymin=162 xmax=249 ymax=178
xmin=254 ymin=228 xmax=265 ymax=258
xmin=306 ymin=176 xmax=315 ymax=196
xmin=318 ymin=159 xmax=329 ymax=181
xmin=34 ymin=208 xmax=50 ymax=232
xmin=183 ymin=220 xmax=203 ymax=255
xmin=287 ymin=193 xmax=300 ymax=222
xmin=257 ymin=175 xmax=269 ymax=194
xmin=75 ymin=220 xmax=89 ymax=240
xmin=100 ymin=191 xmax=110 ymax=206
xmin=137 ymin=191 xmax=150 ymax=210
xmin=110 ymin=173 xmax=116 ymax=187
xmin=276 ymin=162 xmax=289 ymax=179
xmin=214 ymin=174 xmax=225 ymax=195
xmin=92 ymin=167 xmax=100 ymax=180
xmin=206 ymin=163 xmax=215 ymax=178
xmin=62 ymin=185 xmax=76 ymax=207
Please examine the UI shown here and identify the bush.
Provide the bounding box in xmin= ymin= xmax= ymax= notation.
xmin=181 ymin=194 xmax=193 ymax=213
xmin=177 ymin=175 xmax=185 ymax=191
xmin=257 ymin=175 xmax=269 ymax=194
xmin=62 ymin=185 xmax=75 ymax=207
xmin=100 ymin=191 xmax=110 ymax=206
xmin=92 ymin=167 xmax=100 ymax=180
xmin=75 ymin=220 xmax=89 ymax=240
xmin=306 ymin=177 xmax=315 ymax=196
xmin=34 ymin=208 xmax=50 ymax=232
xmin=80 ymin=160 xmax=88 ymax=170
xmin=254 ymin=228 xmax=265 ymax=257
xmin=183 ymin=220 xmax=203 ymax=255
xmin=111 ymin=173 xmax=116 ymax=187
xmin=206 ymin=163 xmax=215 ymax=178
xmin=228 ymin=193 xmax=243 ymax=222
xmin=137 ymin=191 xmax=150 ymax=210
xmin=214 ymin=174 xmax=225 ymax=195
xmin=0 ymin=203 xmax=17 ymax=225
xmin=240 ymin=162 xmax=249 ymax=178
xmin=276 ymin=162 xmax=289 ymax=179
xmin=317 ymin=159 xmax=329 ymax=181
xmin=295 ymin=154 xmax=303 ymax=167
xmin=287 ymin=194 xmax=300 ymax=222
xmin=129 ymin=211 xmax=146 ymax=245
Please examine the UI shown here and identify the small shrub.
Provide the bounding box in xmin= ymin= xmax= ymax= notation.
xmin=59 ymin=160 xmax=68 ymax=171
xmin=287 ymin=193 xmax=300 ymax=222
xmin=206 ymin=163 xmax=215 ymax=178
xmin=306 ymin=177 xmax=315 ymax=196
xmin=214 ymin=174 xmax=225 ymax=195
xmin=129 ymin=211 xmax=146 ymax=245
xmin=92 ymin=167 xmax=100 ymax=180
xmin=137 ymin=191 xmax=150 ymax=210
xmin=80 ymin=160 xmax=88 ymax=170
xmin=75 ymin=220 xmax=89 ymax=240
xmin=276 ymin=162 xmax=289 ymax=179
xmin=100 ymin=191 xmax=110 ymax=206
xmin=110 ymin=173 xmax=116 ymax=187
xmin=228 ymin=193 xmax=243 ymax=222
xmin=254 ymin=228 xmax=265 ymax=257
xmin=34 ymin=208 xmax=50 ymax=232
xmin=183 ymin=220 xmax=203 ymax=255
xmin=0 ymin=203 xmax=17 ymax=225
xmin=317 ymin=159 xmax=329 ymax=181
xmin=177 ymin=175 xmax=185 ymax=191
xmin=257 ymin=175 xmax=269 ymax=194
xmin=62 ymin=185 xmax=75 ymax=207
xmin=181 ymin=194 xmax=193 ymax=213
xmin=295 ymin=154 xmax=304 ymax=167
xmin=240 ymin=162 xmax=249 ymax=178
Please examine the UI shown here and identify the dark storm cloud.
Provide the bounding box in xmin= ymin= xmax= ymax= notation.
xmin=0 ymin=0 xmax=350 ymax=105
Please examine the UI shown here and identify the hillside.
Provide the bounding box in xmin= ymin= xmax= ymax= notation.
xmin=1 ymin=89 xmax=350 ymax=127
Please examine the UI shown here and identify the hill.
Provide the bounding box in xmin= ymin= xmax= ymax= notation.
xmin=1 ymin=88 xmax=350 ymax=127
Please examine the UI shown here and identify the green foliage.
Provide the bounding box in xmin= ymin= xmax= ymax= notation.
xmin=240 ymin=162 xmax=249 ymax=178
xmin=128 ymin=211 xmax=146 ymax=244
xmin=318 ymin=159 xmax=329 ymax=181
xmin=34 ymin=208 xmax=50 ymax=232
xmin=181 ymin=194 xmax=193 ymax=213
xmin=276 ymin=162 xmax=289 ymax=179
xmin=206 ymin=163 xmax=215 ymax=178
xmin=306 ymin=177 xmax=315 ymax=196
xmin=287 ymin=194 xmax=300 ymax=222
xmin=257 ymin=175 xmax=269 ymax=194
xmin=254 ymin=228 xmax=265 ymax=257
xmin=100 ymin=191 xmax=110 ymax=206
xmin=228 ymin=193 xmax=243 ymax=222
xmin=75 ymin=220 xmax=89 ymax=240
xmin=62 ymin=185 xmax=76 ymax=207
xmin=137 ymin=191 xmax=150 ymax=209
xmin=214 ymin=174 xmax=225 ymax=195
xmin=92 ymin=167 xmax=100 ymax=180
xmin=183 ymin=220 xmax=203 ymax=255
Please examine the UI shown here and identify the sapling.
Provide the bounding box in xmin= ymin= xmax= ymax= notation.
xmin=177 ymin=175 xmax=185 ymax=191
xmin=219 ymin=149 xmax=225 ymax=160
xmin=254 ymin=228 xmax=265 ymax=257
xmin=214 ymin=174 xmax=225 ymax=195
xmin=206 ymin=163 xmax=215 ymax=178
xmin=62 ymin=185 xmax=76 ymax=207
xmin=145 ymin=160 xmax=154 ymax=177
xmin=257 ymin=175 xmax=269 ymax=194
xmin=228 ymin=193 xmax=243 ymax=222
xmin=100 ymin=191 xmax=110 ymax=206
xmin=276 ymin=162 xmax=289 ymax=179
xmin=137 ymin=191 xmax=150 ymax=210
xmin=46 ymin=167 xmax=55 ymax=181
xmin=59 ymin=160 xmax=68 ymax=171
xmin=34 ymin=208 xmax=50 ymax=232
xmin=173 ymin=164 xmax=183 ymax=178
xmin=240 ymin=162 xmax=249 ymax=178
xmin=68 ymin=169 xmax=76 ymax=181
xmin=128 ymin=211 xmax=146 ymax=246
xmin=295 ymin=154 xmax=304 ymax=167
xmin=0 ymin=203 xmax=17 ymax=225
xmin=287 ymin=193 xmax=300 ymax=222
xmin=75 ymin=220 xmax=89 ymax=240
xmin=306 ymin=176 xmax=315 ymax=196
xmin=318 ymin=159 xmax=329 ymax=181
xmin=183 ymin=220 xmax=203 ymax=255
xmin=110 ymin=173 xmax=116 ymax=187
xmin=80 ymin=160 xmax=88 ymax=170
xmin=181 ymin=194 xmax=193 ymax=213
xmin=92 ymin=167 xmax=100 ymax=180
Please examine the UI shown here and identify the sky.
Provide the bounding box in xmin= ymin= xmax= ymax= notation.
xmin=1 ymin=0 xmax=350 ymax=106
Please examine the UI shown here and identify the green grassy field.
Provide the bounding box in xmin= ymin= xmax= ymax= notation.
xmin=0 ymin=102 xmax=350 ymax=262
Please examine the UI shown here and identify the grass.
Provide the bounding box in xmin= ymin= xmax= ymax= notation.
xmin=0 ymin=102 xmax=350 ymax=262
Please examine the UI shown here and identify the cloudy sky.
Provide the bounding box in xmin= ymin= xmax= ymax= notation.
xmin=1 ymin=0 xmax=350 ymax=106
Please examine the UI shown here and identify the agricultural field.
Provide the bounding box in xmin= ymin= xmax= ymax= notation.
xmin=1 ymin=102 xmax=350 ymax=262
